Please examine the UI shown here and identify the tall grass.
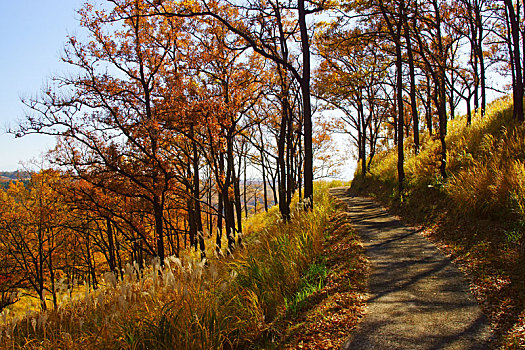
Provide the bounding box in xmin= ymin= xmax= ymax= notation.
xmin=0 ymin=181 xmax=341 ymax=349
xmin=357 ymin=95 xmax=525 ymax=224
xmin=283 ymin=260 xmax=328 ymax=315
xmin=447 ymin=124 xmax=525 ymax=222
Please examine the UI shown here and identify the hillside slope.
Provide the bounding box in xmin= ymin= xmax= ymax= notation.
xmin=0 ymin=182 xmax=346 ymax=349
xmin=351 ymin=96 xmax=525 ymax=348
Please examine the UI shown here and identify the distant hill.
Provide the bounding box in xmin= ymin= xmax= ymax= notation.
xmin=0 ymin=171 xmax=30 ymax=180
xmin=0 ymin=171 xmax=30 ymax=188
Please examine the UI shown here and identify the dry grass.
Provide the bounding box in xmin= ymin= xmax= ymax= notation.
xmin=0 ymin=181 xmax=343 ymax=349
xmin=268 ymin=205 xmax=369 ymax=350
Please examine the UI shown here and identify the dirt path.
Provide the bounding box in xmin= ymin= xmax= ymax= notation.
xmin=330 ymin=188 xmax=493 ymax=350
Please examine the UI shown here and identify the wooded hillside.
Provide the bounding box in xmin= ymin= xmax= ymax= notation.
xmin=1 ymin=0 xmax=525 ymax=347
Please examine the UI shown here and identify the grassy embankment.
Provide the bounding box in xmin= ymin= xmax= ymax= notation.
xmin=0 ymin=181 xmax=366 ymax=349
xmin=351 ymin=95 xmax=525 ymax=348
xmin=269 ymin=200 xmax=368 ymax=350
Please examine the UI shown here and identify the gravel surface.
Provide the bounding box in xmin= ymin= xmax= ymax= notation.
xmin=331 ymin=188 xmax=493 ymax=350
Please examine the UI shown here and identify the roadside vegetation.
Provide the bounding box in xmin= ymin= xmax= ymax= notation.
xmin=351 ymin=96 xmax=525 ymax=348
xmin=0 ymin=181 xmax=359 ymax=349
xmin=269 ymin=201 xmax=368 ymax=349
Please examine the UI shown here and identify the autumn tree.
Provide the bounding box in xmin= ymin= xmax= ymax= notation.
xmin=455 ymin=0 xmax=490 ymax=117
xmin=19 ymin=0 xmax=203 ymax=264
xmin=178 ymin=14 xmax=267 ymax=251
xmin=148 ymin=0 xmax=326 ymax=209
xmin=315 ymin=27 xmax=388 ymax=177
xmin=0 ymin=170 xmax=68 ymax=311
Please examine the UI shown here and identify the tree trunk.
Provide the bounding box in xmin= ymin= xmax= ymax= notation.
xmin=48 ymin=229 xmax=58 ymax=309
xmin=258 ymin=124 xmax=269 ymax=212
xmin=476 ymin=7 xmax=486 ymax=117
xmin=106 ymin=218 xmax=117 ymax=273
xmin=115 ymin=234 xmax=124 ymax=279
xmin=216 ymin=152 xmax=225 ymax=256
xmin=192 ymin=137 xmax=206 ymax=260
xmin=394 ymin=1 xmax=405 ymax=198
xmin=473 ymin=37 xmax=479 ymax=113
xmin=298 ymin=113 xmax=303 ymax=202
xmin=153 ymin=197 xmax=165 ymax=264
xmin=187 ymin=195 xmax=196 ymax=251
xmin=449 ymin=70 xmax=455 ymax=120
xmin=224 ymin=135 xmax=236 ymax=253
xmin=505 ymin=0 xmax=524 ymax=121
xmin=426 ymin=78 xmax=433 ymax=136
xmin=286 ymin=101 xmax=294 ymax=205
xmin=299 ymin=0 xmax=313 ymax=210
xmin=262 ymin=151 xmax=269 ymax=212
xmin=437 ymin=74 xmax=448 ymax=178
xmin=38 ymin=221 xmax=47 ymax=311
xmin=207 ymin=179 xmax=213 ymax=238
xmin=278 ymin=95 xmax=290 ymax=220
xmin=404 ymin=14 xmax=420 ymax=153
xmin=232 ymin=155 xmax=243 ymax=247
xmin=270 ymin=172 xmax=278 ymax=205
xmin=395 ymin=38 xmax=405 ymax=197
xmin=86 ymin=236 xmax=98 ymax=288
xmin=432 ymin=0 xmax=448 ymax=178
xmin=505 ymin=5 xmax=517 ymax=121
xmin=466 ymin=91 xmax=473 ymax=126
xmin=359 ymin=100 xmax=367 ymax=177
xmin=243 ymin=153 xmax=248 ymax=218
xmin=357 ymin=109 xmax=363 ymax=171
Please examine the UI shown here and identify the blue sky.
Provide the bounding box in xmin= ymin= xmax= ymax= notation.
xmin=0 ymin=0 xmax=84 ymax=171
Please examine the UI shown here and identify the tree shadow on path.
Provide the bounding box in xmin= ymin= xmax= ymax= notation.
xmin=330 ymin=188 xmax=493 ymax=350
